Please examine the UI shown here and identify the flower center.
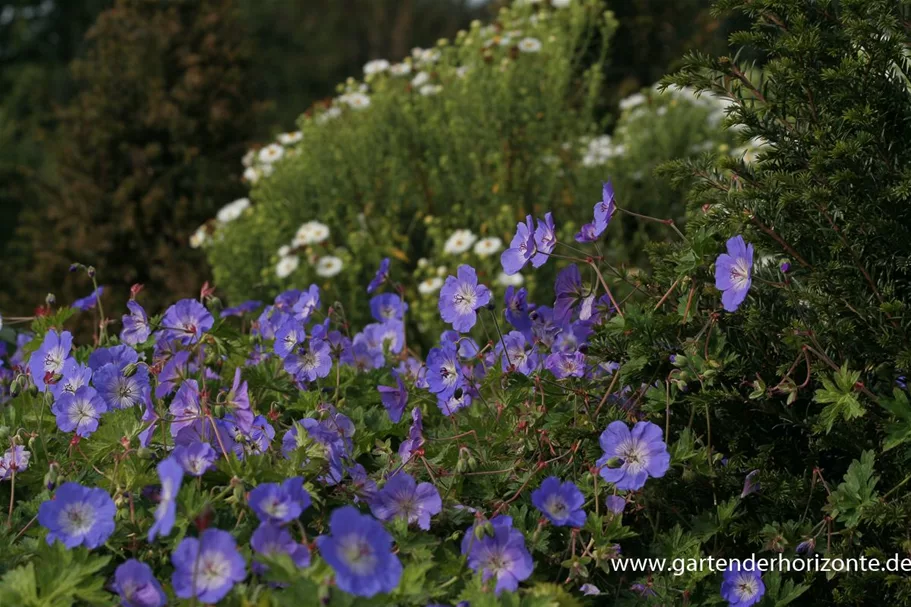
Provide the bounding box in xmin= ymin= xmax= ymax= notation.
xmin=618 ymin=438 xmax=650 ymax=473
xmin=45 ymin=347 xmax=65 ymax=374
xmin=59 ymin=501 xmax=95 ymax=536
xmin=264 ymin=497 xmax=289 ymax=519
xmin=197 ymin=552 xmax=231 ymax=589
xmin=544 ymin=495 xmax=569 ymax=519
xmin=453 ymin=285 xmax=478 ymax=314
xmin=735 ymin=575 xmax=758 ymax=599
xmin=339 ymin=534 xmax=377 ymax=575
xmin=301 ymin=352 xmax=318 ymax=370
xmin=484 ymin=549 xmax=511 ymax=576
xmin=729 ymin=258 xmax=750 ymax=287
xmin=72 ymin=400 xmax=96 ymax=425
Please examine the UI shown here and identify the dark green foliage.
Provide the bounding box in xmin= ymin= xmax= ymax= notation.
xmin=599 ymin=0 xmax=911 ymax=602
xmin=7 ymin=0 xmax=258 ymax=315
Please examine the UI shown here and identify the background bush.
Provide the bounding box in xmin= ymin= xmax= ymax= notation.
xmin=7 ymin=0 xmax=258 ymax=315
xmin=205 ymin=0 xmax=740 ymax=337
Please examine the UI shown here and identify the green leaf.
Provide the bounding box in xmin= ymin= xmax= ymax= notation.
xmin=880 ymin=388 xmax=911 ymax=451
xmin=813 ymin=364 xmax=865 ymax=433
xmin=826 ymin=450 xmax=879 ymax=528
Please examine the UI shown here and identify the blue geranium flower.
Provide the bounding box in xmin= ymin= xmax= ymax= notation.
xmin=38 ymin=482 xmax=116 ymax=549
xmin=49 ymin=358 xmax=92 ymax=400
xmin=367 ymin=257 xmax=391 ymax=293
xmin=250 ymin=522 xmax=310 ymax=574
xmin=461 ymin=516 xmax=533 ymax=595
xmin=173 ymin=442 xmax=217 ymax=476
xmin=71 ymin=286 xmax=104 ymax=311
xmin=51 ymin=386 xmax=106 ymax=437
xmin=496 ymin=331 xmax=538 ymax=376
xmin=316 ymin=506 xmax=403 ymax=598
xmin=398 ymin=408 xmax=425 ymax=464
xmin=121 ymin=300 xmax=152 ymax=345
xmin=531 ymin=477 xmax=586 ymax=527
xmin=148 ymin=457 xmax=183 ymax=542
xmin=28 ymin=329 xmax=73 ymax=392
xmin=160 ymin=299 xmax=214 ymax=345
xmin=378 ymin=372 xmax=408 ymax=423
xmin=720 ymin=560 xmax=765 ymax=607
xmin=171 ymin=528 xmax=246 ymax=603
xmin=93 ymin=363 xmax=150 ymax=410
xmin=113 ymin=559 xmax=167 ymax=607
xmin=438 ymin=265 xmax=491 ymax=333
xmin=369 ymin=472 xmax=442 ymax=530
xmin=597 ymin=421 xmax=670 ymax=490
xmin=283 ymin=338 xmax=332 ymax=383
xmin=501 ymin=215 xmax=536 ymax=275
xmin=531 ymin=212 xmax=556 ymax=268
xmin=426 ymin=342 xmax=462 ymax=400
xmin=714 ymin=235 xmax=753 ymax=312
xmin=248 ymin=477 xmax=311 ymax=525
xmin=370 ymin=293 xmax=408 ymax=321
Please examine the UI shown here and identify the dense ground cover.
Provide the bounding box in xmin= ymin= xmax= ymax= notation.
xmin=2 ymin=0 xmax=911 ymax=606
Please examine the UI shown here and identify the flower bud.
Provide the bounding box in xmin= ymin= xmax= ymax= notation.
xmin=45 ymin=293 xmax=56 ymax=306
xmin=136 ymin=447 xmax=154 ymax=459
xmin=603 ymin=456 xmax=623 ymax=469
xmin=475 ymin=520 xmax=494 ymax=541
xmin=45 ymin=462 xmax=59 ymax=491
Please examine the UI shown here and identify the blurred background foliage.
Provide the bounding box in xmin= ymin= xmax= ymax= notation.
xmin=0 ymin=0 xmax=734 ymax=318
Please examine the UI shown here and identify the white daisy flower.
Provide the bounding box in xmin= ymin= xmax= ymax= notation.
xmin=496 ymin=272 xmax=524 ymax=287
xmin=473 ymin=237 xmax=502 ymax=257
xmin=389 ymin=62 xmax=412 ymax=76
xmin=417 ymin=258 xmax=429 ymax=268
xmin=189 ymin=226 xmax=208 ymax=249
xmin=443 ymin=229 xmax=477 ymax=255
xmin=293 ymin=221 xmax=331 ymax=246
xmin=316 ymin=256 xmax=344 ymax=277
xmin=216 ymin=198 xmax=250 ymax=223
xmin=277 ymin=131 xmax=302 ymax=145
xmin=619 ymin=93 xmax=646 ymax=111
xmin=552 ymin=0 xmax=571 ymax=7
xmin=241 ymin=149 xmax=256 ymax=167
xmin=258 ymin=143 xmax=284 ymax=164
xmin=456 ymin=66 xmax=470 ymax=79
xmin=342 ymin=92 xmax=371 ymax=110
xmin=243 ymin=167 xmax=261 ymax=183
xmin=316 ymin=106 xmax=342 ymax=124
xmin=363 ymin=59 xmax=390 ymax=76
xmin=418 ymin=277 xmax=444 ymax=295
xmin=518 ymin=37 xmax=542 ymax=53
xmin=419 ymin=84 xmax=442 ymax=96
xmin=276 ymin=256 xmax=299 ymax=279
xmin=418 ymin=49 xmax=440 ymax=64
xmin=411 ymin=72 xmax=430 ymax=88
xmin=278 ymin=245 xmax=291 ymax=257
xmin=436 ymin=265 xmax=448 ymax=277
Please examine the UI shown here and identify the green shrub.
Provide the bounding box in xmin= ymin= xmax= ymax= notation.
xmin=204 ymin=0 xmax=738 ymax=335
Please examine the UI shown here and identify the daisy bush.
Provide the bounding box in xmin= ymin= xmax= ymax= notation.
xmin=201 ymin=0 xmax=737 ymax=332
xmin=2 ymin=0 xmax=911 ymax=606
